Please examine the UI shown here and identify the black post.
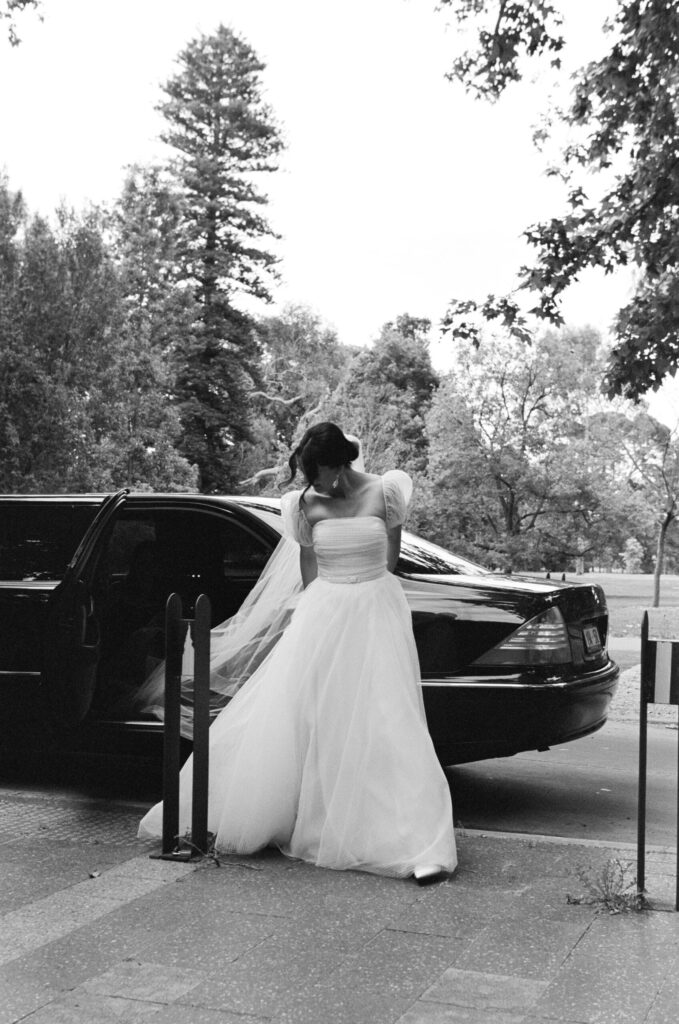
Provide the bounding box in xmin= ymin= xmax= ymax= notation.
xmin=161 ymin=593 xmax=184 ymax=855
xmin=191 ymin=594 xmax=211 ymax=854
xmin=637 ymin=609 xmax=679 ymax=909
xmin=637 ymin=611 xmax=649 ymax=896
xmin=676 ymin=724 xmax=679 ymax=912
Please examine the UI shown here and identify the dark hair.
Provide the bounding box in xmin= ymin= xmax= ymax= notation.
xmin=288 ymin=422 xmax=359 ymax=486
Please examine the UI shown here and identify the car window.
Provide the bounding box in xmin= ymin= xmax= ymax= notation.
xmin=221 ymin=520 xmax=272 ymax=576
xmin=397 ymin=534 xmax=489 ymax=576
xmin=105 ymin=518 xmax=157 ymax=575
xmin=0 ymin=503 xmax=99 ymax=581
xmin=101 ymin=508 xmax=272 ymax=582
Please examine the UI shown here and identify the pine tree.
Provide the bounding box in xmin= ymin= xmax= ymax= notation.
xmin=158 ymin=25 xmax=283 ymax=492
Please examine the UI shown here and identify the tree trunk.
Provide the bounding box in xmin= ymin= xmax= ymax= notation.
xmin=653 ymin=513 xmax=674 ymax=607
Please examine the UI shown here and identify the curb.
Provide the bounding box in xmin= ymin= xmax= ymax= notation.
xmin=458 ymin=827 xmax=676 ymax=855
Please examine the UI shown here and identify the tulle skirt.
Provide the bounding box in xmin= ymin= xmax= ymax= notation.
xmin=138 ymin=572 xmax=456 ymax=878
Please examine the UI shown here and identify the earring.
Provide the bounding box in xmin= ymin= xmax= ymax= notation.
xmin=331 ymin=474 xmax=340 ymax=490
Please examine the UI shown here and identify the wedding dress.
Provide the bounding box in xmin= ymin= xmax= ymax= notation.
xmin=137 ymin=471 xmax=456 ymax=878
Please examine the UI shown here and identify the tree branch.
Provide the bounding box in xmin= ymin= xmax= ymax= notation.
xmin=239 ymin=466 xmax=278 ymax=487
xmin=249 ymin=390 xmax=304 ymax=407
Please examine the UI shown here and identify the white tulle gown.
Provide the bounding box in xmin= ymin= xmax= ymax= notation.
xmin=138 ymin=472 xmax=456 ymax=878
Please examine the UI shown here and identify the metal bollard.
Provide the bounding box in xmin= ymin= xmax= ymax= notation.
xmin=151 ymin=592 xmax=211 ymax=861
xmin=191 ymin=594 xmax=211 ymax=854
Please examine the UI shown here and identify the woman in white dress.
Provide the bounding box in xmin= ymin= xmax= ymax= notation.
xmin=138 ymin=423 xmax=456 ymax=882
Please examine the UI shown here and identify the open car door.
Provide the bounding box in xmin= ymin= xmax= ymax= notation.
xmin=42 ymin=490 xmax=129 ymax=729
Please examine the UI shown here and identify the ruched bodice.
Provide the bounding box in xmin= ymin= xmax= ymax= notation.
xmin=313 ymin=516 xmax=387 ymax=584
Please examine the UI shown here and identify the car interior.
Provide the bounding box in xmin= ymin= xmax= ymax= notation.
xmin=89 ymin=507 xmax=273 ymax=719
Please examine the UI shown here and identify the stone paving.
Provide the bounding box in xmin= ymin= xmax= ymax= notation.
xmin=0 ymin=793 xmax=144 ymax=846
xmin=1 ymin=792 xmax=678 ymax=1024
xmin=2 ymin=646 xmax=676 ymax=1023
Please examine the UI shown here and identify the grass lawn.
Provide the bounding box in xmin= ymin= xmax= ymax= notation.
xmin=523 ymin=571 xmax=679 ymax=638
xmin=584 ymin=573 xmax=679 ymax=638
xmin=525 ymin=573 xmax=679 ymax=708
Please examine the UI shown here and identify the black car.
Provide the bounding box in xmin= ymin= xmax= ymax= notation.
xmin=0 ymin=491 xmax=619 ymax=765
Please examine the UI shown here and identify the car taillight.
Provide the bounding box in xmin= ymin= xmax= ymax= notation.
xmin=472 ymin=607 xmax=571 ymax=666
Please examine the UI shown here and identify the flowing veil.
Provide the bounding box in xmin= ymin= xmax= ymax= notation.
xmin=133 ymin=434 xmax=363 ymax=737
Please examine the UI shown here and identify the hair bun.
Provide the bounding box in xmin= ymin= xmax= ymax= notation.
xmin=288 ymin=422 xmax=359 ymax=486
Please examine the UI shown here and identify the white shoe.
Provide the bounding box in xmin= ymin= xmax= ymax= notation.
xmin=413 ymin=864 xmax=446 ymax=886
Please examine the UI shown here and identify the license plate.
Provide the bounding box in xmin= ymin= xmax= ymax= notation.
xmin=583 ymin=625 xmax=602 ymax=652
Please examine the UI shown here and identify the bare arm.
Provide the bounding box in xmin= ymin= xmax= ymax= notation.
xmin=300 ymin=544 xmax=318 ymax=588
xmin=386 ymin=524 xmax=402 ymax=573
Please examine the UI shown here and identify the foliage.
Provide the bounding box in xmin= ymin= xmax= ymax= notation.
xmin=1 ymin=0 xmax=41 ymax=46
xmin=0 ymin=175 xmax=196 ymax=492
xmin=253 ymin=304 xmax=355 ymax=447
xmin=113 ymin=165 xmax=188 ymax=312
xmin=231 ymin=304 xmax=357 ymax=492
xmin=420 ymin=325 xmax=610 ymax=569
xmin=318 ymin=316 xmax=439 ymax=475
xmin=0 ymin=198 xmax=120 ymax=490
xmin=439 ymin=0 xmax=679 ymax=400
xmin=567 ymin=858 xmax=647 ymax=913
xmin=420 ymin=332 xmax=674 ymax=575
xmin=108 ymin=165 xmax=201 ymax=491
xmin=440 ymin=0 xmax=564 ymax=100
xmin=171 ymin=306 xmax=261 ymax=493
xmin=615 ymin=413 xmax=679 ymax=602
xmin=442 ymin=294 xmax=534 ymax=347
xmin=157 ymin=25 xmax=283 ymax=491
xmin=229 ymin=411 xmax=282 ymax=493
xmin=158 ymin=25 xmax=282 ymax=307
xmin=620 ymin=537 xmax=644 ymax=573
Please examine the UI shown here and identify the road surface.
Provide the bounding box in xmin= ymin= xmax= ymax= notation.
xmin=449 ymin=719 xmax=677 ymax=847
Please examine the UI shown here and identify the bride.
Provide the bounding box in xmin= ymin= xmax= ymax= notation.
xmin=138 ymin=422 xmax=456 ymax=882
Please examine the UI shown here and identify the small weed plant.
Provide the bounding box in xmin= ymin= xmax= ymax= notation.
xmin=177 ymin=831 xmax=221 ymax=866
xmin=176 ymin=831 xmax=263 ymax=871
xmin=567 ymin=858 xmax=648 ymax=914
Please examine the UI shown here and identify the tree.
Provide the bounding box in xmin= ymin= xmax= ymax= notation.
xmin=108 ymin=165 xmax=199 ymax=491
xmin=0 ymin=175 xmax=25 ymax=369
xmin=253 ymin=304 xmax=354 ymax=446
xmin=413 ymin=385 xmax=492 ymax=561
xmin=571 ymin=407 xmax=656 ymax=571
xmin=234 ymin=304 xmax=355 ymax=491
xmin=421 ymin=325 xmax=615 ymax=569
xmin=0 ymin=177 xmax=82 ymax=490
xmin=113 ymin=165 xmax=189 ymax=323
xmin=0 ymin=176 xmax=197 ymax=493
xmin=1 ymin=0 xmax=41 ymax=45
xmin=616 ymin=413 xmax=679 ymax=604
xmin=439 ymin=1 xmax=679 ymax=401
xmin=441 ymin=0 xmax=565 ymax=100
xmin=319 ymin=315 xmax=439 ymax=475
xmin=0 ymin=203 xmax=125 ymax=490
xmin=158 ymin=25 xmax=283 ymax=491
xmin=620 ymin=537 xmax=644 ymax=573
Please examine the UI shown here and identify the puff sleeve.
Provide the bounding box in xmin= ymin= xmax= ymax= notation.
xmin=280 ymin=490 xmax=314 ymax=546
xmin=382 ymin=470 xmax=413 ymax=528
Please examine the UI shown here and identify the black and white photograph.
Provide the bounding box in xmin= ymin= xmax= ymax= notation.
xmin=1 ymin=2 xmax=679 ymax=1022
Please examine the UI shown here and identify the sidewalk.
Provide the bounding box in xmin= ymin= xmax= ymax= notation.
xmin=1 ymin=794 xmax=678 ymax=1024
xmin=607 ymin=636 xmax=678 ymax=728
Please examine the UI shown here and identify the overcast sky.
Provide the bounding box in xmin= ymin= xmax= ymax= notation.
xmin=1 ymin=0 xmax=676 ymax=422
